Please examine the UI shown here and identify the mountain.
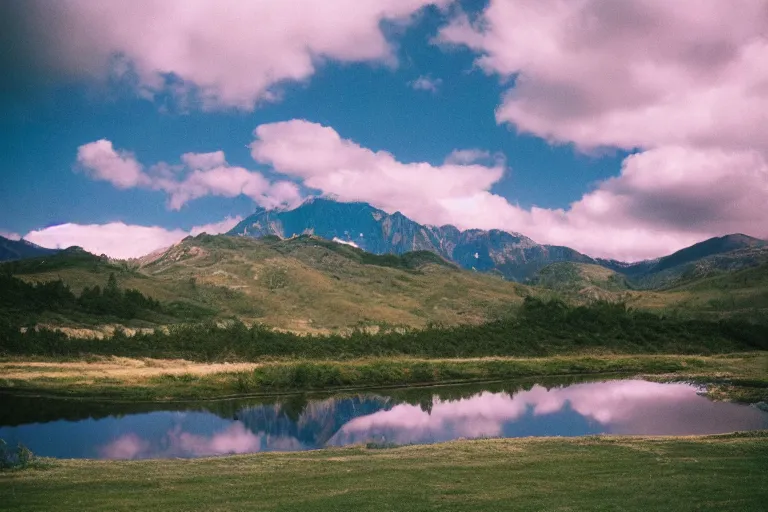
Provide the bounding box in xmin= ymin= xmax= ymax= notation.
xmin=0 ymin=235 xmax=58 ymax=262
xmin=598 ymin=234 xmax=768 ymax=289
xmin=140 ymin=233 xmax=526 ymax=331
xmin=2 ymin=233 xmax=527 ymax=331
xmin=229 ymin=198 xmax=595 ymax=281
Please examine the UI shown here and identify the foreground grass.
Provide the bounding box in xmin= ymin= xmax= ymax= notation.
xmin=2 ymin=433 xmax=767 ymax=511
xmin=1 ymin=353 xmax=766 ymax=402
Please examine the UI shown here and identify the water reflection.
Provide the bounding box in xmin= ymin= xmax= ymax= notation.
xmin=1 ymin=379 xmax=765 ymax=460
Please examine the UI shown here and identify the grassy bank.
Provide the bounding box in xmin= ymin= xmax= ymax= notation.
xmin=2 ymin=433 xmax=767 ymax=511
xmin=2 ymin=353 xmax=766 ymax=402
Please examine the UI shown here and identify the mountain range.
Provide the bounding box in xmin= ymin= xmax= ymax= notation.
xmin=3 ymin=212 xmax=768 ymax=331
xmin=230 ymin=198 xmax=593 ymax=282
xmin=229 ymin=198 xmax=768 ymax=287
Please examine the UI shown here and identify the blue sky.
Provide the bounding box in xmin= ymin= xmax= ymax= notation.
xmin=1 ymin=1 xmax=766 ymax=261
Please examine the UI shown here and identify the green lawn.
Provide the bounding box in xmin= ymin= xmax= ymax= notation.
xmin=2 ymin=433 xmax=767 ymax=511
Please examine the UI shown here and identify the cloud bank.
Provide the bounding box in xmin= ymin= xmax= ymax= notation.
xmin=6 ymin=0 xmax=449 ymax=109
xmin=24 ymin=216 xmax=242 ymax=259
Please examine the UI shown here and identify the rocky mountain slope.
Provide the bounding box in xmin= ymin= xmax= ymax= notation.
xmin=230 ymin=199 xmax=768 ymax=289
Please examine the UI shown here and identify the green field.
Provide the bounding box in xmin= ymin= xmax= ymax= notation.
xmin=2 ymin=433 xmax=767 ymax=511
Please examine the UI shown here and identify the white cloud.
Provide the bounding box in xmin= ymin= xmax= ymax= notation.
xmin=24 ymin=216 xmax=242 ymax=259
xmin=250 ymin=120 xmax=768 ymax=261
xmin=0 ymin=230 xmax=22 ymax=241
xmin=425 ymin=0 xmax=768 ymax=259
xmin=76 ymin=142 xmax=302 ymax=210
xmin=409 ymin=75 xmax=442 ymax=92
xmin=76 ymin=140 xmax=149 ymax=189
xmin=189 ymin=216 xmax=243 ymax=237
xmin=437 ymin=0 xmax=768 ymax=153
xmin=332 ymin=237 xmax=359 ymax=248
xmin=250 ymin=119 xmax=505 ymax=229
xmin=444 ymin=149 xmax=491 ymax=165
xmin=14 ymin=0 xmax=451 ymax=110
xmin=181 ymin=151 xmax=227 ymax=171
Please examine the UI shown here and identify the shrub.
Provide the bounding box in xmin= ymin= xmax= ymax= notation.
xmin=0 ymin=439 xmax=35 ymax=470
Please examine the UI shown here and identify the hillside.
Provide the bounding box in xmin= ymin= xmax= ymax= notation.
xmin=142 ymin=234 xmax=527 ymax=331
xmin=528 ymin=262 xmax=631 ymax=301
xmin=633 ymin=262 xmax=768 ymax=321
xmin=3 ymin=235 xmax=528 ymax=332
xmin=601 ymin=234 xmax=768 ymax=289
xmin=5 ymin=231 xmax=768 ymax=332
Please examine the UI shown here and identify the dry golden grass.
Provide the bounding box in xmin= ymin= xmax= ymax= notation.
xmin=0 ymin=357 xmax=260 ymax=381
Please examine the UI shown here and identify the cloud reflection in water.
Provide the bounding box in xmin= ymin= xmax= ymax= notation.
xmin=96 ymin=380 xmax=767 ymax=459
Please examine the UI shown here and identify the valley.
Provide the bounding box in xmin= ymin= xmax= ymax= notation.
xmin=2 ymin=203 xmax=767 ymax=512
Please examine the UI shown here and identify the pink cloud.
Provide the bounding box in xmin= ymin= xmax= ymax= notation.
xmin=99 ymin=423 xmax=304 ymax=459
xmin=16 ymin=0 xmax=451 ymax=110
xmin=330 ymin=380 xmax=759 ymax=445
xmin=99 ymin=433 xmax=151 ymax=459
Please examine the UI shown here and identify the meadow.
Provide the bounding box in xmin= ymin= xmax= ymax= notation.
xmin=2 ymin=433 xmax=767 ymax=511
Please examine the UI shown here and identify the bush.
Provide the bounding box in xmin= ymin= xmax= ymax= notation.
xmin=0 ymin=439 xmax=35 ymax=470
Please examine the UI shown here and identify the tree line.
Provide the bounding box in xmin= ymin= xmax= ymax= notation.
xmin=0 ymin=272 xmax=162 ymax=324
xmin=1 ymin=297 xmax=766 ymax=360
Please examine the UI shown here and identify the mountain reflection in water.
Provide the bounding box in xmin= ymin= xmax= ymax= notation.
xmin=1 ymin=379 xmax=765 ymax=460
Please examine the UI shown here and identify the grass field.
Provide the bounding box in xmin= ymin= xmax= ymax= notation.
xmin=2 ymin=353 xmax=766 ymax=402
xmin=1 ymin=433 xmax=766 ymax=511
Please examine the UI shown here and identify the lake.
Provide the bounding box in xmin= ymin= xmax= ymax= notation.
xmin=1 ymin=377 xmax=766 ymax=459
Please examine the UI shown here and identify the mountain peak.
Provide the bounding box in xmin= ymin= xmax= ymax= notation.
xmin=228 ymin=198 xmax=592 ymax=281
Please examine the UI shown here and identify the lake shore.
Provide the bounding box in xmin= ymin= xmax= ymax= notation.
xmin=2 ymin=432 xmax=767 ymax=511
xmin=1 ymin=352 xmax=766 ymax=403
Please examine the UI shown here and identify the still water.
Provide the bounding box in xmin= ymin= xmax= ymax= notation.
xmin=1 ymin=378 xmax=766 ymax=459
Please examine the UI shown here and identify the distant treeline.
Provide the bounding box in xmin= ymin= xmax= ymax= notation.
xmin=1 ymin=298 xmax=765 ymax=360
xmin=0 ymin=273 xmax=163 ymax=323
